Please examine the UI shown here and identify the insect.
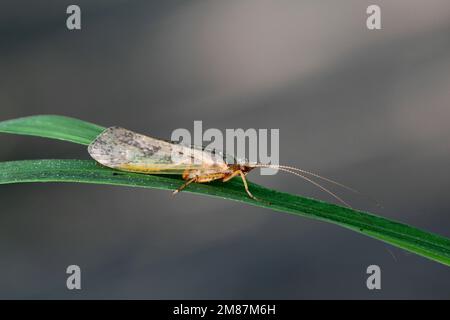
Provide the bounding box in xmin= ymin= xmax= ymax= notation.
xmin=88 ymin=126 xmax=357 ymax=206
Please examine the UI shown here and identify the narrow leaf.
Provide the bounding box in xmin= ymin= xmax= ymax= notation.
xmin=0 ymin=115 xmax=449 ymax=266
xmin=0 ymin=115 xmax=105 ymax=145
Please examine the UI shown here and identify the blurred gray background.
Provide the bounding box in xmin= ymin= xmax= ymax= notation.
xmin=1 ymin=0 xmax=449 ymax=299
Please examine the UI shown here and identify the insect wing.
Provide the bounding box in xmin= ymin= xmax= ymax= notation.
xmin=88 ymin=127 xmax=203 ymax=173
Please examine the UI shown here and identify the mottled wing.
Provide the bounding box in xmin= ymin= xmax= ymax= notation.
xmin=88 ymin=127 xmax=226 ymax=174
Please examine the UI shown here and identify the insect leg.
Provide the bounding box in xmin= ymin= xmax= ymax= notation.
xmin=173 ymin=177 xmax=197 ymax=195
xmin=222 ymin=170 xmax=241 ymax=182
xmin=223 ymin=170 xmax=262 ymax=202
xmin=239 ymin=172 xmax=259 ymax=201
xmin=236 ymin=170 xmax=259 ymax=202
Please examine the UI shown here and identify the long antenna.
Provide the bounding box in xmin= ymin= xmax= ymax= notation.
xmin=250 ymin=164 xmax=394 ymax=259
xmin=252 ymin=165 xmax=351 ymax=207
xmin=250 ymin=163 xmax=382 ymax=208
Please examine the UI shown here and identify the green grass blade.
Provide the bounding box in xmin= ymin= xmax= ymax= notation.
xmin=0 ymin=116 xmax=449 ymax=266
xmin=0 ymin=115 xmax=105 ymax=145
xmin=0 ymin=159 xmax=449 ymax=266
